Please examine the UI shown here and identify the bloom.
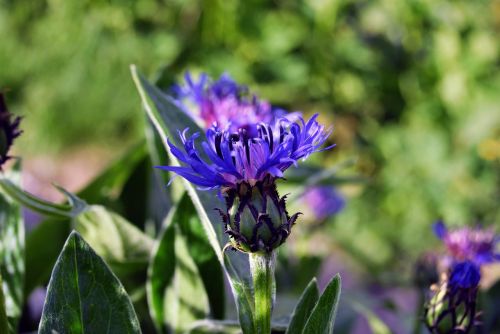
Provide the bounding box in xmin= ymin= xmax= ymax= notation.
xmin=172 ymin=72 xmax=287 ymax=135
xmin=300 ymin=186 xmax=345 ymax=221
xmin=433 ymin=221 xmax=500 ymax=265
xmin=0 ymin=93 xmax=22 ymax=167
xmin=157 ymin=115 xmax=333 ymax=190
xmin=425 ymin=261 xmax=480 ymax=334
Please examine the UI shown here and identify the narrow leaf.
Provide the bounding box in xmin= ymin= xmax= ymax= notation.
xmin=286 ymin=278 xmax=320 ymax=334
xmin=351 ymin=302 xmax=391 ymax=334
xmin=39 ymin=231 xmax=141 ymax=333
xmin=147 ymin=202 xmax=209 ymax=333
xmin=0 ymin=165 xmax=24 ymax=332
xmin=302 ymin=274 xmax=341 ymax=334
xmin=0 ymin=179 xmax=84 ymax=218
xmin=0 ymin=275 xmax=11 ymax=334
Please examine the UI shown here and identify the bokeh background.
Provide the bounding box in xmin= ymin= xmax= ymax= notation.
xmin=2 ymin=0 xmax=500 ymax=332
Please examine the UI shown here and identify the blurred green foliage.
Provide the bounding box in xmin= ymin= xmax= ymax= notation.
xmin=1 ymin=0 xmax=500 ymax=274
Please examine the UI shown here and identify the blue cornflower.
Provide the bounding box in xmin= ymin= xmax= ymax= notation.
xmin=425 ymin=260 xmax=480 ymax=333
xmin=158 ymin=114 xmax=333 ymax=190
xmin=159 ymin=114 xmax=333 ymax=253
xmin=423 ymin=222 xmax=498 ymax=333
xmin=172 ymin=72 xmax=288 ymax=135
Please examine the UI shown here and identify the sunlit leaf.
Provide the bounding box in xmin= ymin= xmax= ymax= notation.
xmin=39 ymin=231 xmax=141 ymax=334
xmin=147 ymin=199 xmax=209 ymax=333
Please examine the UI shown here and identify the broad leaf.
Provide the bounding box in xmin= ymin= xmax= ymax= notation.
xmin=147 ymin=201 xmax=209 ymax=333
xmin=131 ymin=66 xmax=253 ymax=332
xmin=0 ymin=164 xmax=24 ymax=332
xmin=286 ymin=278 xmax=320 ymax=334
xmin=24 ymin=218 xmax=71 ymax=296
xmin=39 ymin=231 xmax=141 ymax=334
xmin=74 ymin=205 xmax=154 ymax=276
xmin=2 ymin=180 xmax=154 ymax=294
xmin=302 ymin=274 xmax=341 ymax=334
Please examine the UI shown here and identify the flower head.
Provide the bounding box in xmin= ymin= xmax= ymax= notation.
xmin=0 ymin=93 xmax=22 ymax=167
xmin=172 ymin=72 xmax=287 ymax=135
xmin=433 ymin=221 xmax=500 ymax=265
xmin=301 ymin=186 xmax=345 ymax=221
xmin=425 ymin=260 xmax=480 ymax=334
xmin=158 ymin=115 xmax=333 ymax=189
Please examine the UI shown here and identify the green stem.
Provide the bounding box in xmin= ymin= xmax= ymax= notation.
xmin=249 ymin=252 xmax=276 ymax=334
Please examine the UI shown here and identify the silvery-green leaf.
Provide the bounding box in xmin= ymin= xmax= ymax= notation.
xmin=286 ymin=278 xmax=319 ymax=334
xmin=73 ymin=205 xmax=154 ymax=276
xmin=302 ymin=274 xmax=341 ymax=334
xmin=39 ymin=231 xmax=141 ymax=334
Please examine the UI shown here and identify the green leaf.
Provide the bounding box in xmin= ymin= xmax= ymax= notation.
xmin=0 ymin=178 xmax=85 ymax=218
xmin=77 ymin=141 xmax=148 ymax=205
xmin=74 ymin=205 xmax=154 ymax=276
xmin=176 ymin=194 xmax=225 ymax=320
xmin=147 ymin=201 xmax=209 ymax=333
xmin=0 ymin=275 xmax=11 ymax=334
xmin=0 ymin=165 xmax=24 ymax=332
xmin=39 ymin=231 xmax=141 ymax=334
xmin=302 ymin=274 xmax=341 ymax=334
xmin=25 ymin=218 xmax=71 ymax=296
xmin=350 ymin=302 xmax=390 ymax=334
xmin=223 ymin=252 xmax=255 ymax=334
xmin=286 ymin=278 xmax=320 ymax=334
xmin=131 ymin=66 xmax=253 ymax=331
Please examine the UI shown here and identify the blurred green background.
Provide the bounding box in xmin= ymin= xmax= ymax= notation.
xmin=1 ymin=0 xmax=500 ymax=276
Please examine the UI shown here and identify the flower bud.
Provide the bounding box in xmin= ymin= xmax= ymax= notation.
xmin=218 ymin=176 xmax=300 ymax=253
xmin=424 ymin=261 xmax=480 ymax=334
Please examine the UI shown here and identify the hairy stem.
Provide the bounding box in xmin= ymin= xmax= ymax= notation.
xmin=249 ymin=252 xmax=276 ymax=334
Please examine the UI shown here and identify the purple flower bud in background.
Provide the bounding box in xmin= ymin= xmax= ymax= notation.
xmin=422 ymin=222 xmax=499 ymax=333
xmin=300 ymin=186 xmax=345 ymax=222
xmin=0 ymin=93 xmax=22 ymax=168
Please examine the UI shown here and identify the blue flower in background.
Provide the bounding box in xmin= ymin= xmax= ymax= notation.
xmin=172 ymin=72 xmax=289 ymax=135
xmin=433 ymin=221 xmax=500 ymax=265
xmin=158 ymin=114 xmax=333 ymax=189
xmin=301 ymin=186 xmax=345 ymax=221
xmin=448 ymin=261 xmax=481 ymax=290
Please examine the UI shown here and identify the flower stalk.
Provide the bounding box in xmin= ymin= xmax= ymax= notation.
xmin=250 ymin=251 xmax=276 ymax=334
